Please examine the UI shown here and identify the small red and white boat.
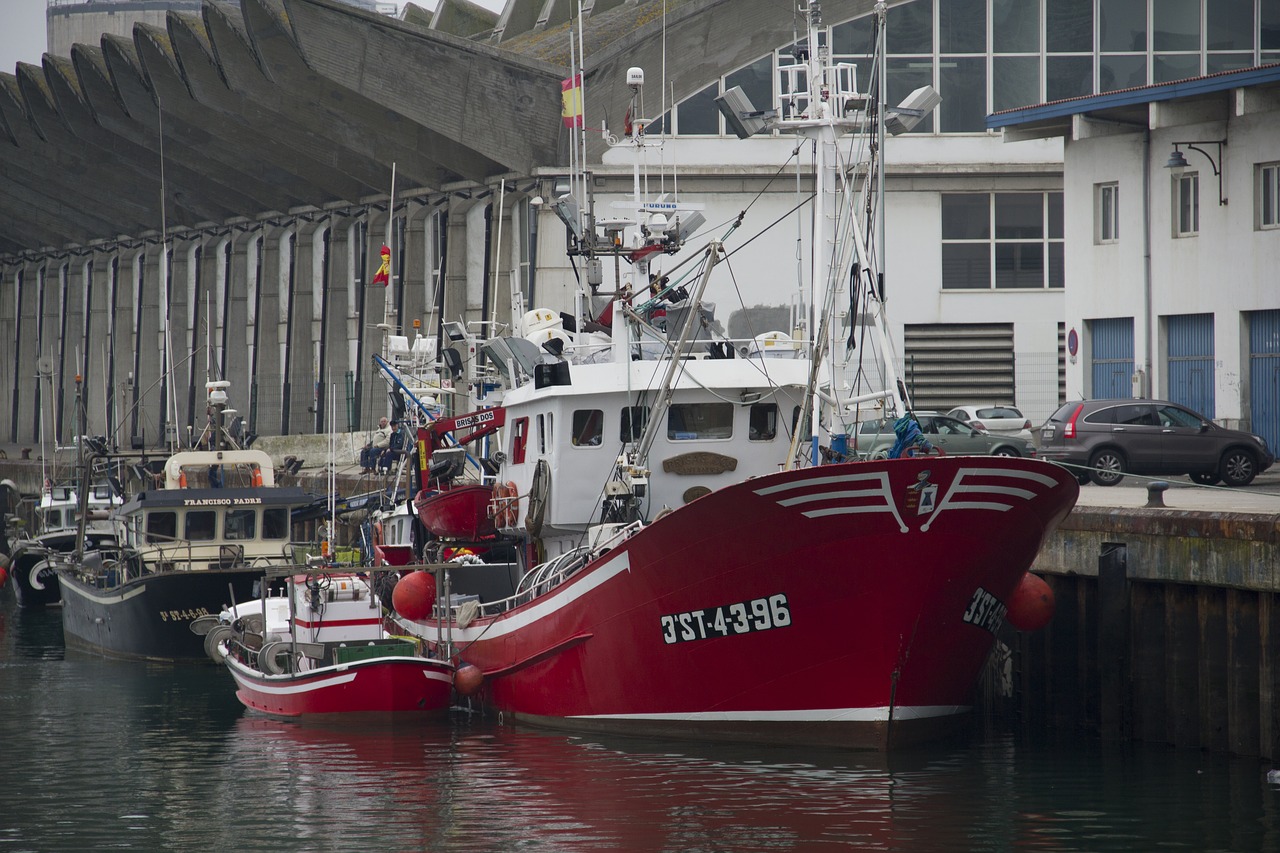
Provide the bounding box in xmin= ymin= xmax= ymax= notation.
xmin=197 ymin=571 xmax=454 ymax=718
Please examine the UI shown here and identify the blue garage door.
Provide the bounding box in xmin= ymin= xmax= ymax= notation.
xmin=1249 ymin=310 xmax=1280 ymax=457
xmin=1089 ymin=317 xmax=1134 ymax=399
xmin=1166 ymin=313 xmax=1215 ymax=417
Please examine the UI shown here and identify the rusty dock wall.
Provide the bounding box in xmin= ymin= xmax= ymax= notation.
xmin=996 ymin=505 xmax=1280 ymax=757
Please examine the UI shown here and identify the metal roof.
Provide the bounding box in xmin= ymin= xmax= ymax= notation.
xmin=987 ymin=62 xmax=1280 ymax=136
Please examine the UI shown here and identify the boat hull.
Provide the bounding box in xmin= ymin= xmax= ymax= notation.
xmin=59 ymin=567 xmax=263 ymax=661
xmin=414 ymin=484 xmax=497 ymax=539
xmin=8 ymin=531 xmax=117 ymax=608
xmin=412 ymin=456 xmax=1079 ymax=749
xmin=224 ymin=654 xmax=455 ymax=718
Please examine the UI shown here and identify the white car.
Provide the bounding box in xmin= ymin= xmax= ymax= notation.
xmin=945 ymin=405 xmax=1034 ymax=441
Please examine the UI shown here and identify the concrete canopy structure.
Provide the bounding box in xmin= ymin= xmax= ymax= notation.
xmin=1 ymin=0 xmax=892 ymax=450
xmin=0 ymin=0 xmax=888 ymax=257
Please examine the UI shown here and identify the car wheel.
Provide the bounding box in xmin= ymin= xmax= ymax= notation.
xmin=1088 ymin=448 xmax=1126 ymax=486
xmin=992 ymin=447 xmax=1021 ymax=458
xmin=1189 ymin=472 xmax=1221 ymax=486
xmin=1219 ymin=449 xmax=1258 ymax=487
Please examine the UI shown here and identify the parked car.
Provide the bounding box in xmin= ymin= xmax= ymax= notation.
xmin=945 ymin=404 xmax=1034 ymax=440
xmin=1036 ymin=399 xmax=1275 ymax=487
xmin=851 ymin=412 xmax=1037 ymax=459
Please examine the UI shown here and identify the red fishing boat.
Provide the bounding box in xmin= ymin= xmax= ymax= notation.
xmin=387 ymin=4 xmax=1077 ymax=748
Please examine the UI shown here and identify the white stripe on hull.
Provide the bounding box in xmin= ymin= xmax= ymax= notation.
xmin=569 ymin=705 xmax=971 ymax=723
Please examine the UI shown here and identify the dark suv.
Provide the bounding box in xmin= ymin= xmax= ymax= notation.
xmin=1037 ymin=399 xmax=1274 ymax=487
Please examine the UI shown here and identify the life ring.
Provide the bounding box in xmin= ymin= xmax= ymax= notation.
xmin=525 ymin=460 xmax=550 ymax=536
xmin=372 ymin=520 xmax=384 ymax=547
xmin=251 ymin=466 xmax=263 ymax=487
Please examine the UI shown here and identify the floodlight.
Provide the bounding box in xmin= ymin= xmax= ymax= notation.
xmin=885 ymin=86 xmax=941 ymax=135
xmin=715 ymin=86 xmax=773 ymax=139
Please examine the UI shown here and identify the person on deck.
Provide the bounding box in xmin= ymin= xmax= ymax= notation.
xmin=360 ymin=417 xmax=391 ymax=474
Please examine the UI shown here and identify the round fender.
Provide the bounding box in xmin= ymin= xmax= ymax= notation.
xmin=204 ymin=625 xmax=235 ymax=663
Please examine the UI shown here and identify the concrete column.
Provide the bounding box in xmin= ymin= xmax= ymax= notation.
xmin=260 ymin=227 xmax=293 ymax=436
xmin=125 ymin=249 xmax=160 ymax=450
xmin=223 ymin=232 xmax=254 ymax=431
xmin=321 ymin=215 xmax=358 ymax=432
xmin=346 ymin=217 xmax=371 ymax=434
xmin=81 ymin=255 xmax=113 ymax=441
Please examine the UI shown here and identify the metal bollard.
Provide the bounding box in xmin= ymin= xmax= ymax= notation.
xmin=1144 ymin=480 xmax=1169 ymax=508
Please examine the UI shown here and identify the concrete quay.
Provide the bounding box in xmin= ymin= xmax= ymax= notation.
xmin=1010 ymin=469 xmax=1280 ymax=758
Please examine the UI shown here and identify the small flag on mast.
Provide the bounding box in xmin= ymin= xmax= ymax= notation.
xmin=561 ymin=74 xmax=583 ymax=128
xmin=372 ymin=244 xmax=390 ymax=286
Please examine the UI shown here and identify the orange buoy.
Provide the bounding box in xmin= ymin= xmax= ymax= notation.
xmin=391 ymin=570 xmax=436 ymax=621
xmin=454 ymin=664 xmax=484 ymax=697
xmin=1006 ymin=572 xmax=1055 ymax=632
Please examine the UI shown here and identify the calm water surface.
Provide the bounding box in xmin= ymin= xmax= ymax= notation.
xmin=3 ymin=594 xmax=1280 ymax=852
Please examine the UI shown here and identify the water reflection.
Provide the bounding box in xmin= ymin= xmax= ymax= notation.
xmin=3 ymin=597 xmax=1280 ymax=852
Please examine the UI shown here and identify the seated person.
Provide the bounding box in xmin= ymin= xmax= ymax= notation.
xmin=360 ymin=417 xmax=391 ymax=473
xmin=377 ymin=421 xmax=411 ymax=473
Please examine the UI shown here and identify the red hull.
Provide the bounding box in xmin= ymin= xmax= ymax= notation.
xmin=225 ymin=655 xmax=454 ymax=718
xmin=409 ymin=456 xmax=1078 ymax=748
xmin=414 ymin=484 xmax=496 ymax=539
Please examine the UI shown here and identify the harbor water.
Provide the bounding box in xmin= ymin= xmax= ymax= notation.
xmin=4 ymin=595 xmax=1280 ymax=852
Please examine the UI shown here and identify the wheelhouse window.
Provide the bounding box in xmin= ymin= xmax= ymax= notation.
xmin=537 ymin=413 xmax=552 ymax=454
xmin=1260 ymin=163 xmax=1280 ymax=230
xmin=262 ymin=508 xmax=289 ymax=541
xmin=749 ymin=403 xmax=779 ymax=441
xmin=185 ymin=510 xmax=217 ymax=541
xmin=224 ymin=508 xmax=257 ymax=541
xmin=1174 ymin=173 xmax=1200 ymax=236
xmin=145 ymin=511 xmax=177 ymax=543
xmin=620 ymin=406 xmax=649 ymax=442
xmin=511 ymin=416 xmax=529 ymax=464
xmin=1096 ymin=183 xmax=1119 ymax=243
xmin=571 ymin=409 xmax=603 ymax=447
xmin=667 ymin=403 xmax=734 ymax=440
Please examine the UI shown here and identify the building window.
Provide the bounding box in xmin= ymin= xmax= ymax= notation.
xmin=1260 ymin=163 xmax=1280 ymax=229
xmin=942 ymin=192 xmax=1064 ymax=289
xmin=1096 ymin=183 xmax=1119 ymax=243
xmin=1174 ymin=173 xmax=1200 ymax=236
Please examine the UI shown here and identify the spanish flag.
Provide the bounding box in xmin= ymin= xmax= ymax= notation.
xmin=372 ymin=244 xmax=390 ymax=286
xmin=561 ymin=74 xmax=583 ymax=128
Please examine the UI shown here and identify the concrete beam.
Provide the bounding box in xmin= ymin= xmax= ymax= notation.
xmin=131 ymin=23 xmax=372 ymax=206
xmin=492 ymin=0 xmax=543 ymax=42
xmin=165 ymin=11 xmax=392 ymax=197
xmin=280 ymin=0 xmax=561 ymax=175
xmin=41 ymin=53 xmax=263 ymax=221
xmin=98 ymin=34 xmax=309 ymax=214
xmin=0 ymin=74 xmax=170 ymax=238
xmin=1071 ymin=114 xmax=1146 ymax=141
xmin=429 ymin=0 xmax=499 ymax=38
xmin=70 ymin=42 xmax=293 ymax=218
xmin=200 ymin=4 xmax=458 ymax=191
xmin=17 ymin=59 xmax=230 ymax=226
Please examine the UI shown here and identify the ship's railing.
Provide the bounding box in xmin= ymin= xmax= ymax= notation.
xmin=456 ymin=521 xmax=645 ymax=620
